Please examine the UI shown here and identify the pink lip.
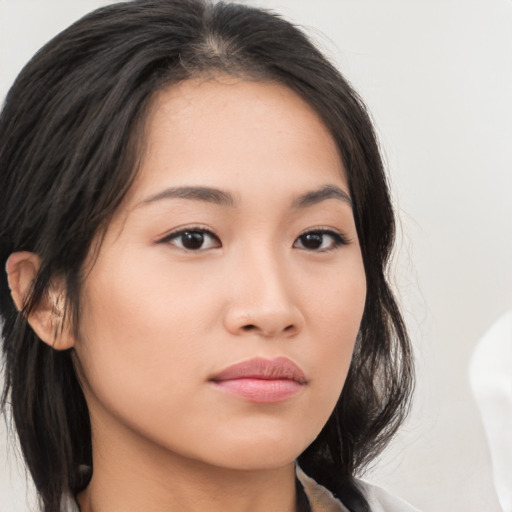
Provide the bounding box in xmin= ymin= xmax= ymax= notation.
xmin=210 ymin=357 xmax=307 ymax=403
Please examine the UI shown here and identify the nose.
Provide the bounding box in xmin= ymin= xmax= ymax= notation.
xmin=222 ymin=251 xmax=304 ymax=339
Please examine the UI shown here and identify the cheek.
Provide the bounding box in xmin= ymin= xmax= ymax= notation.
xmin=74 ymin=261 xmax=220 ymax=457
xmin=79 ymin=244 xmax=218 ymax=347
xmin=74 ymin=243 xmax=236 ymax=418
xmin=304 ymin=254 xmax=366 ymax=341
xmin=303 ymin=258 xmax=366 ymax=412
xmin=75 ymin=250 xmax=198 ymax=405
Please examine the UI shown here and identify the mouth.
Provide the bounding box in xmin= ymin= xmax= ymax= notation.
xmin=209 ymin=357 xmax=308 ymax=403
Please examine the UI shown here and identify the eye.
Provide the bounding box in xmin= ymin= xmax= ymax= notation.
xmin=160 ymin=228 xmax=221 ymax=251
xmin=293 ymin=229 xmax=348 ymax=252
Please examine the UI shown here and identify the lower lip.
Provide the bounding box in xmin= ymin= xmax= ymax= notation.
xmin=212 ymin=378 xmax=304 ymax=403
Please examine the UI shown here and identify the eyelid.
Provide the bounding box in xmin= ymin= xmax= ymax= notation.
xmin=294 ymin=227 xmax=351 ymax=251
xmin=157 ymin=225 xmax=221 ymax=249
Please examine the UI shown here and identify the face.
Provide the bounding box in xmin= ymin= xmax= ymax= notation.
xmin=74 ymin=77 xmax=366 ymax=471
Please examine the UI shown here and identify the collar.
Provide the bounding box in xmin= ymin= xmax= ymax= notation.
xmin=296 ymin=466 xmax=351 ymax=512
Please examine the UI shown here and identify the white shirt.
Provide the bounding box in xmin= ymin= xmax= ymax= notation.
xmin=297 ymin=468 xmax=420 ymax=512
xmin=61 ymin=467 xmax=420 ymax=512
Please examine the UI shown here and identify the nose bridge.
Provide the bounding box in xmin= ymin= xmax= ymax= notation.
xmin=224 ymin=239 xmax=302 ymax=337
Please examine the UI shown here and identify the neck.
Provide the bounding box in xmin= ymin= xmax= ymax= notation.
xmin=77 ymin=420 xmax=298 ymax=512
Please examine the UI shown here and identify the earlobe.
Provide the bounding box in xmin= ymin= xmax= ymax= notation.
xmin=5 ymin=251 xmax=75 ymax=350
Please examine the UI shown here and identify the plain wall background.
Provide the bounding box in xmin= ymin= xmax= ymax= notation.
xmin=1 ymin=1 xmax=511 ymax=511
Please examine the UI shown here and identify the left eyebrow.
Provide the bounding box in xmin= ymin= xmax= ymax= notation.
xmin=292 ymin=184 xmax=352 ymax=209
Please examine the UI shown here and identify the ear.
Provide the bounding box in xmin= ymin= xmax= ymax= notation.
xmin=6 ymin=251 xmax=75 ymax=350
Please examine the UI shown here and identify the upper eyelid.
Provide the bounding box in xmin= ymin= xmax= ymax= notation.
xmin=298 ymin=227 xmax=349 ymax=239
xmin=157 ymin=225 xmax=219 ymax=241
xmin=299 ymin=227 xmax=341 ymax=234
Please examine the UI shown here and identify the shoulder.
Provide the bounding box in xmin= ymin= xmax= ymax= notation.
xmin=355 ymin=479 xmax=421 ymax=512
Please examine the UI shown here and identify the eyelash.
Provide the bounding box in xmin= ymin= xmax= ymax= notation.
xmin=158 ymin=226 xmax=221 ymax=251
xmin=158 ymin=226 xmax=349 ymax=253
xmin=293 ymin=229 xmax=349 ymax=252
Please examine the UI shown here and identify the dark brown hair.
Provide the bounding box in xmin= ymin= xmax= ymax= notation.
xmin=0 ymin=1 xmax=414 ymax=511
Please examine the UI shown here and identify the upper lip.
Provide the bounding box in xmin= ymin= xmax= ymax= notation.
xmin=210 ymin=357 xmax=307 ymax=384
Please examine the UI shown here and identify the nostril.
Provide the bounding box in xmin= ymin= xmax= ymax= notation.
xmin=240 ymin=323 xmax=296 ymax=335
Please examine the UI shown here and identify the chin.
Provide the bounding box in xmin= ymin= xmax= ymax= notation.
xmin=196 ymin=431 xmax=315 ymax=471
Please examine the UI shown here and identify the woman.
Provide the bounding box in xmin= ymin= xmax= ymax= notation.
xmin=0 ymin=1 xmax=416 ymax=511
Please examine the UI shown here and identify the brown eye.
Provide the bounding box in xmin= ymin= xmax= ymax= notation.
xmin=294 ymin=230 xmax=347 ymax=251
xmin=164 ymin=229 xmax=221 ymax=251
xmin=299 ymin=233 xmax=323 ymax=249
xmin=181 ymin=231 xmax=206 ymax=250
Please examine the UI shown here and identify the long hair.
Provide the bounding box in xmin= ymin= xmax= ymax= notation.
xmin=0 ymin=1 xmax=414 ymax=511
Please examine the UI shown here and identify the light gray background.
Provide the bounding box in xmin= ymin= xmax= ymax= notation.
xmin=1 ymin=1 xmax=511 ymax=511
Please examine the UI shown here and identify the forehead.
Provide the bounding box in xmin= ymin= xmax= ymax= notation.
xmin=129 ymin=77 xmax=347 ymax=205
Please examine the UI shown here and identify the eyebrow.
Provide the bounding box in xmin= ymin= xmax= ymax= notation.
xmin=140 ymin=183 xmax=351 ymax=209
xmin=142 ymin=186 xmax=236 ymax=207
xmin=292 ymin=185 xmax=352 ymax=209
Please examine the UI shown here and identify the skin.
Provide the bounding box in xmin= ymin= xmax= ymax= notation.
xmin=7 ymin=77 xmax=366 ymax=512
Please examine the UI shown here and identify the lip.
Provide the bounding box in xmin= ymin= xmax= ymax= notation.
xmin=209 ymin=357 xmax=307 ymax=403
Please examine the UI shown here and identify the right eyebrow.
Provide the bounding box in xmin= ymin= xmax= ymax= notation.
xmin=140 ymin=185 xmax=237 ymax=207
